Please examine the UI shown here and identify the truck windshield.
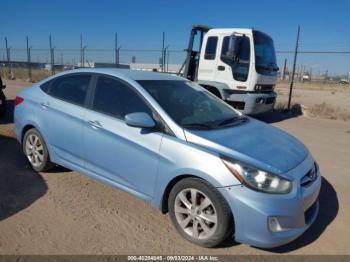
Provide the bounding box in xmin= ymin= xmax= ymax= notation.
xmin=253 ymin=30 xmax=278 ymax=76
xmin=137 ymin=80 xmax=240 ymax=129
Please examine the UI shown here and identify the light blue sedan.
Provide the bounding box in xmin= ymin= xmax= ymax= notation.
xmin=14 ymin=68 xmax=321 ymax=248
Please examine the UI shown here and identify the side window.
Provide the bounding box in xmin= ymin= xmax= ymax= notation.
xmin=221 ymin=36 xmax=250 ymax=82
xmin=50 ymin=74 xmax=91 ymax=106
xmin=204 ymin=37 xmax=218 ymax=60
xmin=92 ymin=76 xmax=151 ymax=120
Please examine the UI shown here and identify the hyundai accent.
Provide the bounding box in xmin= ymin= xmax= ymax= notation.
xmin=14 ymin=68 xmax=321 ymax=248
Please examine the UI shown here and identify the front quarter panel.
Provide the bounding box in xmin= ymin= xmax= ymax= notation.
xmin=152 ymin=134 xmax=241 ymax=209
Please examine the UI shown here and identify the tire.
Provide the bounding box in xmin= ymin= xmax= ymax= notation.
xmin=0 ymin=94 xmax=5 ymax=117
xmin=23 ymin=128 xmax=54 ymax=172
xmin=168 ymin=177 xmax=233 ymax=247
xmin=207 ymin=87 xmax=221 ymax=99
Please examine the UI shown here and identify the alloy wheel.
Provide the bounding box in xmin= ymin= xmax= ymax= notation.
xmin=25 ymin=134 xmax=44 ymax=167
xmin=174 ymin=188 xmax=218 ymax=240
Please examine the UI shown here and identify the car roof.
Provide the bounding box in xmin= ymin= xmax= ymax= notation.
xmin=53 ymin=68 xmax=184 ymax=81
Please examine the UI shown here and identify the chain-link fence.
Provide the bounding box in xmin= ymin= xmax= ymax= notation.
xmin=0 ymin=46 xmax=349 ymax=84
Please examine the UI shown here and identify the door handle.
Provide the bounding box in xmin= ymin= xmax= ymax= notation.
xmin=88 ymin=120 xmax=102 ymax=129
xmin=217 ymin=65 xmax=225 ymax=71
xmin=40 ymin=102 xmax=50 ymax=108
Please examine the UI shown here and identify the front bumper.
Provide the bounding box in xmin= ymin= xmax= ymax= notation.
xmin=225 ymin=91 xmax=276 ymax=115
xmin=218 ymin=157 xmax=321 ymax=248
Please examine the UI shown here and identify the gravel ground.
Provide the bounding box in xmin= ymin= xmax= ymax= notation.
xmin=0 ymin=80 xmax=349 ymax=254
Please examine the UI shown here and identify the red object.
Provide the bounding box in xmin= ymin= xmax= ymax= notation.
xmin=15 ymin=96 xmax=24 ymax=106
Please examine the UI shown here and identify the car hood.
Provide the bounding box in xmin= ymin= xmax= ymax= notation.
xmin=183 ymin=118 xmax=308 ymax=175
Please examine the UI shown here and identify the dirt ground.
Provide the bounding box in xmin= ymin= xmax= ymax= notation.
xmin=275 ymin=82 xmax=350 ymax=113
xmin=0 ymin=80 xmax=350 ymax=255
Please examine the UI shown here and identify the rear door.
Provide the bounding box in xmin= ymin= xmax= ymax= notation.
xmin=82 ymin=74 xmax=163 ymax=199
xmin=39 ymin=73 xmax=92 ymax=168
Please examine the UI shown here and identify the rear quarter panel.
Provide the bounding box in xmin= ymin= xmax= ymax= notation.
xmin=14 ymin=85 xmax=50 ymax=146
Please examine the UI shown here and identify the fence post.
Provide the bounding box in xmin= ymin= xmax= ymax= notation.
xmin=82 ymin=46 xmax=86 ymax=67
xmin=167 ymin=49 xmax=170 ymax=72
xmin=163 ymin=45 xmax=169 ymax=73
xmin=282 ymin=58 xmax=287 ymax=80
xmin=80 ymin=33 xmax=83 ymax=67
xmin=26 ymin=36 xmax=32 ymax=82
xmin=49 ymin=35 xmax=55 ymax=75
xmin=115 ymin=32 xmax=118 ymax=68
xmin=5 ymin=37 xmax=12 ymax=79
xmin=161 ymin=32 xmax=165 ymax=72
xmin=287 ymin=26 xmax=300 ymax=113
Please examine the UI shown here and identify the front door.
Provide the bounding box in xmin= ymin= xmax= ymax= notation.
xmin=215 ymin=35 xmax=251 ymax=88
xmin=83 ymin=75 xmax=163 ymax=199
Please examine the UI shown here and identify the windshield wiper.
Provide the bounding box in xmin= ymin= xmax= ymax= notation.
xmin=182 ymin=123 xmax=213 ymax=130
xmin=217 ymin=116 xmax=248 ymax=127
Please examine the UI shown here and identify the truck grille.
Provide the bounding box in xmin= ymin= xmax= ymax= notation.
xmin=255 ymin=84 xmax=275 ymax=92
xmin=265 ymin=97 xmax=276 ymax=104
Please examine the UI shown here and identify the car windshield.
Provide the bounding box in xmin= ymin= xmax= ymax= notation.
xmin=253 ymin=30 xmax=278 ymax=75
xmin=137 ymin=80 xmax=241 ymax=130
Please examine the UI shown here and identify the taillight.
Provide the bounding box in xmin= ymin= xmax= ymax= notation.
xmin=15 ymin=96 xmax=24 ymax=106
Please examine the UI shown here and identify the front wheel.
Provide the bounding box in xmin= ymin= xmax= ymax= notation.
xmin=23 ymin=128 xmax=54 ymax=172
xmin=168 ymin=177 xmax=233 ymax=247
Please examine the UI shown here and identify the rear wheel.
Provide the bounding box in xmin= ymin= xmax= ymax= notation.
xmin=0 ymin=93 xmax=6 ymax=117
xmin=23 ymin=128 xmax=54 ymax=172
xmin=168 ymin=177 xmax=233 ymax=247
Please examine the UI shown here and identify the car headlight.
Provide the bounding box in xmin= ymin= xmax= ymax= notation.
xmin=221 ymin=157 xmax=292 ymax=194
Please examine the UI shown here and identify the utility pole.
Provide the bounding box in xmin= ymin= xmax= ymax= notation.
xmin=5 ymin=37 xmax=12 ymax=78
xmin=282 ymin=58 xmax=287 ymax=80
xmin=26 ymin=36 xmax=32 ymax=82
xmin=287 ymin=26 xmax=300 ymax=113
xmin=49 ymin=34 xmax=55 ymax=75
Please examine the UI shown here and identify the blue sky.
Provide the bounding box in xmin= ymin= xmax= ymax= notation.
xmin=1 ymin=0 xmax=349 ymax=74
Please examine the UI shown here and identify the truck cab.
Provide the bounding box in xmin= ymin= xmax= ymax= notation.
xmin=183 ymin=26 xmax=279 ymax=115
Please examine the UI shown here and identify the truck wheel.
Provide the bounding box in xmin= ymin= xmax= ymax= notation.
xmin=207 ymin=87 xmax=221 ymax=99
xmin=168 ymin=177 xmax=233 ymax=247
xmin=23 ymin=128 xmax=54 ymax=172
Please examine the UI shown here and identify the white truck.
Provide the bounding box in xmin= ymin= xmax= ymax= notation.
xmin=181 ymin=25 xmax=279 ymax=115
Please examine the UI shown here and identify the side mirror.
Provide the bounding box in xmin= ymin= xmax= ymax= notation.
xmin=125 ymin=112 xmax=156 ymax=128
